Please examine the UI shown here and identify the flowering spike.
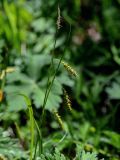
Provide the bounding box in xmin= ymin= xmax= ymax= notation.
xmin=53 ymin=109 xmax=64 ymax=130
xmin=62 ymin=61 xmax=78 ymax=77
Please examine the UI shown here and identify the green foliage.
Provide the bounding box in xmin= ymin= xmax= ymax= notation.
xmin=103 ymin=131 xmax=120 ymax=149
xmin=38 ymin=149 xmax=67 ymax=160
xmin=0 ymin=0 xmax=32 ymax=51
xmin=76 ymin=151 xmax=98 ymax=160
xmin=0 ymin=0 xmax=120 ymax=159
xmin=4 ymin=54 xmax=74 ymax=111
xmin=106 ymin=81 xmax=120 ymax=99
xmin=38 ymin=147 xmax=98 ymax=160
xmin=0 ymin=127 xmax=28 ymax=159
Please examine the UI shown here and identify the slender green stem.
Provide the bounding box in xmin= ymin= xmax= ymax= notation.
xmin=18 ymin=94 xmax=34 ymax=160
xmin=33 ymin=118 xmax=42 ymax=158
xmin=37 ymin=29 xmax=58 ymax=154
xmin=41 ymin=28 xmax=58 ymax=118
xmin=41 ymin=24 xmax=71 ymax=125
xmin=38 ymin=23 xmax=71 ymax=156
xmin=34 ymin=119 xmax=42 ymax=153
xmin=29 ymin=107 xmax=34 ymax=160
xmin=33 ymin=138 xmax=38 ymax=160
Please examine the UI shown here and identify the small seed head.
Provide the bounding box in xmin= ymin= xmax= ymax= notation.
xmin=63 ymin=89 xmax=72 ymax=112
xmin=62 ymin=61 xmax=78 ymax=77
xmin=53 ymin=109 xmax=64 ymax=130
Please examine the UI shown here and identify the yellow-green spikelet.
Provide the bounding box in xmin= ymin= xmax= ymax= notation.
xmin=62 ymin=61 xmax=78 ymax=77
xmin=0 ymin=89 xmax=3 ymax=102
xmin=0 ymin=154 xmax=7 ymax=160
xmin=53 ymin=110 xmax=64 ymax=130
xmin=63 ymin=89 xmax=72 ymax=112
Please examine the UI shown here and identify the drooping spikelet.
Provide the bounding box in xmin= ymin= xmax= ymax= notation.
xmin=84 ymin=143 xmax=93 ymax=152
xmin=0 ymin=154 xmax=7 ymax=160
xmin=56 ymin=5 xmax=62 ymax=30
xmin=0 ymin=67 xmax=15 ymax=80
xmin=53 ymin=109 xmax=64 ymax=130
xmin=63 ymin=89 xmax=72 ymax=112
xmin=0 ymin=89 xmax=3 ymax=102
xmin=62 ymin=61 xmax=78 ymax=77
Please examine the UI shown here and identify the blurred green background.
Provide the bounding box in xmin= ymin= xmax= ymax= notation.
xmin=0 ymin=0 xmax=120 ymax=159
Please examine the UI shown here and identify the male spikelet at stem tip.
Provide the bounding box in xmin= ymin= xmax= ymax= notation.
xmin=53 ymin=109 xmax=64 ymax=130
xmin=62 ymin=61 xmax=78 ymax=77
xmin=56 ymin=5 xmax=62 ymax=30
xmin=63 ymin=89 xmax=72 ymax=112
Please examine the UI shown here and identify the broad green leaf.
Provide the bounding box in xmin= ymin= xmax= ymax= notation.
xmin=25 ymin=54 xmax=51 ymax=80
xmin=5 ymin=54 xmax=73 ymax=111
xmin=103 ymin=131 xmax=120 ymax=149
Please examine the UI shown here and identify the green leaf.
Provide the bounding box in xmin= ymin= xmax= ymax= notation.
xmin=75 ymin=145 xmax=98 ymax=160
xmin=106 ymin=82 xmax=120 ymax=99
xmin=25 ymin=54 xmax=51 ymax=81
xmin=32 ymin=80 xmax=62 ymax=111
xmin=5 ymin=84 xmax=33 ymax=111
xmin=0 ymin=128 xmax=28 ymax=159
xmin=103 ymin=131 xmax=120 ymax=149
xmin=4 ymin=54 xmax=73 ymax=112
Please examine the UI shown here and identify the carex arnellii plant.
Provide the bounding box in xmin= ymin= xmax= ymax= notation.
xmin=33 ymin=4 xmax=73 ymax=158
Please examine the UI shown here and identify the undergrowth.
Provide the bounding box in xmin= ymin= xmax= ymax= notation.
xmin=0 ymin=0 xmax=120 ymax=159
